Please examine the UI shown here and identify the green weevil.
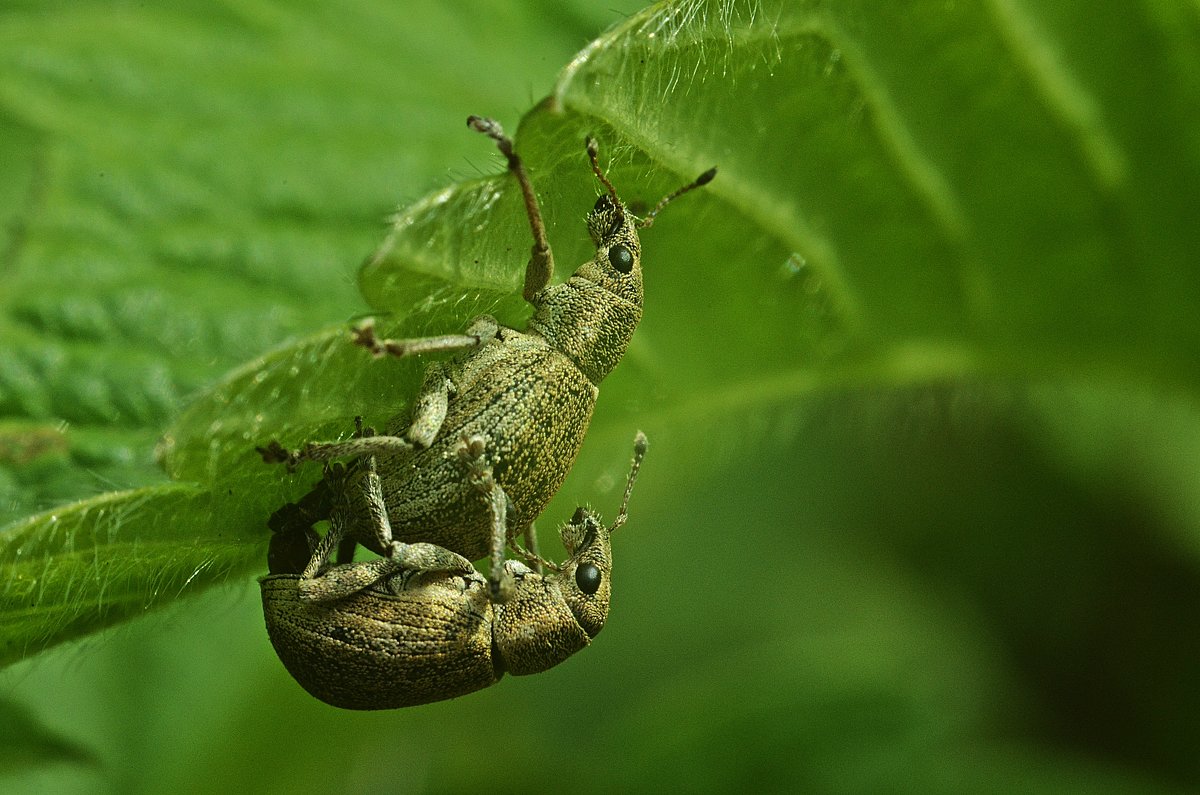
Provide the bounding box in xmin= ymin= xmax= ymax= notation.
xmin=259 ymin=117 xmax=713 ymax=601
xmin=260 ymin=433 xmax=646 ymax=709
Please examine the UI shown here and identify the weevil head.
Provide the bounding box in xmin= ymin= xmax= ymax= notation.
xmin=554 ymin=430 xmax=644 ymax=637
xmin=490 ymin=507 xmax=614 ymax=677
xmin=492 ymin=557 xmax=592 ymax=676
xmin=525 ymin=149 xmax=645 ymax=384
xmin=574 ymin=193 xmax=643 ymax=307
xmin=530 ymin=139 xmax=718 ymax=384
xmin=494 ymin=433 xmax=644 ymax=677
xmin=555 ymin=505 xmax=614 ymax=638
xmin=572 ymin=150 xmax=716 ymax=310
xmin=528 ymin=188 xmax=644 ymax=383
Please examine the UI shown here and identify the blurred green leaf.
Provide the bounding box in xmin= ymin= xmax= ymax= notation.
xmin=0 ymin=699 xmax=96 ymax=774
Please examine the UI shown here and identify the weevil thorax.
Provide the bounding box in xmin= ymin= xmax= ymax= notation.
xmin=491 ymin=508 xmax=613 ymax=676
xmin=527 ymin=194 xmax=643 ymax=385
xmin=492 ymin=559 xmax=591 ymax=676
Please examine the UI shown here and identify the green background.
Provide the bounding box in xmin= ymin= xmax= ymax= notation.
xmin=2 ymin=0 xmax=1199 ymax=792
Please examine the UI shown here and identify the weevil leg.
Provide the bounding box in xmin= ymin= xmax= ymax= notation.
xmin=292 ymin=456 xmax=385 ymax=594
xmin=523 ymin=522 xmax=542 ymax=575
xmin=265 ymin=427 xmax=371 ymax=568
xmin=296 ymin=457 xmax=474 ymax=602
xmin=299 ymin=544 xmax=473 ymax=602
xmin=358 ymin=457 xmax=394 ymax=551
xmin=405 ymin=361 xmax=453 ymax=449
xmin=261 ymin=313 xmax=502 ymax=470
xmin=508 ymin=532 xmax=560 ymax=575
xmin=482 ymin=475 xmax=514 ymax=603
xmin=297 ymin=544 xmax=474 ymax=603
xmin=456 ymin=434 xmax=516 ymax=603
xmin=352 ymin=315 xmax=498 ymax=359
xmin=333 ymin=454 xmax=404 ymax=556
xmin=297 ymin=555 xmax=395 ymax=601
xmin=386 ymin=542 xmax=475 ymax=577
xmin=265 ymin=465 xmax=340 ymax=575
xmin=298 ymin=505 xmax=348 ymax=581
xmin=258 ymin=433 xmax=414 ymax=471
xmin=466 ymin=115 xmax=555 ymax=302
xmin=289 ymin=453 xmax=379 ymax=586
xmin=346 ymin=456 xmax=476 ymax=577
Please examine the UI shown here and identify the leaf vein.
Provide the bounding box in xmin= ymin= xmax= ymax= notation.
xmin=985 ymin=0 xmax=1128 ymax=192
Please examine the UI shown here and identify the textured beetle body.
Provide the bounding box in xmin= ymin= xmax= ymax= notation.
xmin=259 ymin=118 xmax=711 ymax=600
xmin=262 ymin=568 xmax=499 ymax=709
xmin=359 ymin=185 xmax=646 ymax=560
xmin=379 ymin=333 xmax=603 ymax=561
xmin=262 ymin=493 xmax=623 ymax=709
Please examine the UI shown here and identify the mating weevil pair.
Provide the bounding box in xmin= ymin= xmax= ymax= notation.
xmin=261 ymin=433 xmax=646 ymax=709
xmin=258 ymin=117 xmax=713 ymax=707
xmin=259 ymin=116 xmax=714 ymax=602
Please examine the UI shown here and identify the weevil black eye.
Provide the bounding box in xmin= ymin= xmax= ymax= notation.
xmin=575 ymin=563 xmax=602 ymax=595
xmin=608 ymin=243 xmax=633 ymax=274
xmin=594 ymin=195 xmax=612 ymax=212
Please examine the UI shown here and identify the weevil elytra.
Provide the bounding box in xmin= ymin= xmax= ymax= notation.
xmin=260 ymin=433 xmax=647 ymax=710
xmin=259 ymin=117 xmax=714 ymax=601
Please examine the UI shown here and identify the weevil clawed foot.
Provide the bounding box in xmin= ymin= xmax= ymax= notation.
xmin=455 ymin=434 xmax=491 ymax=485
xmin=352 ymin=320 xmax=387 ymax=357
xmin=257 ymin=440 xmax=302 ymax=472
xmin=352 ymin=415 xmax=376 ymax=438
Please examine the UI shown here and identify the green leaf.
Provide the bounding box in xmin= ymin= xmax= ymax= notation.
xmin=369 ymin=0 xmax=1200 ymax=392
xmin=3 ymin=0 xmax=1200 ymax=791
xmin=0 ymin=0 xmax=634 ymax=660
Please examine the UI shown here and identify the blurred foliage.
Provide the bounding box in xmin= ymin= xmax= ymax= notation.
xmin=2 ymin=0 xmax=1199 ymax=792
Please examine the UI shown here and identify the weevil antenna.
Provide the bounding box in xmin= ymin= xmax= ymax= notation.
xmin=609 ymin=431 xmax=648 ymax=534
xmin=586 ymin=136 xmax=626 ymax=225
xmin=637 ymin=166 xmax=717 ymax=229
